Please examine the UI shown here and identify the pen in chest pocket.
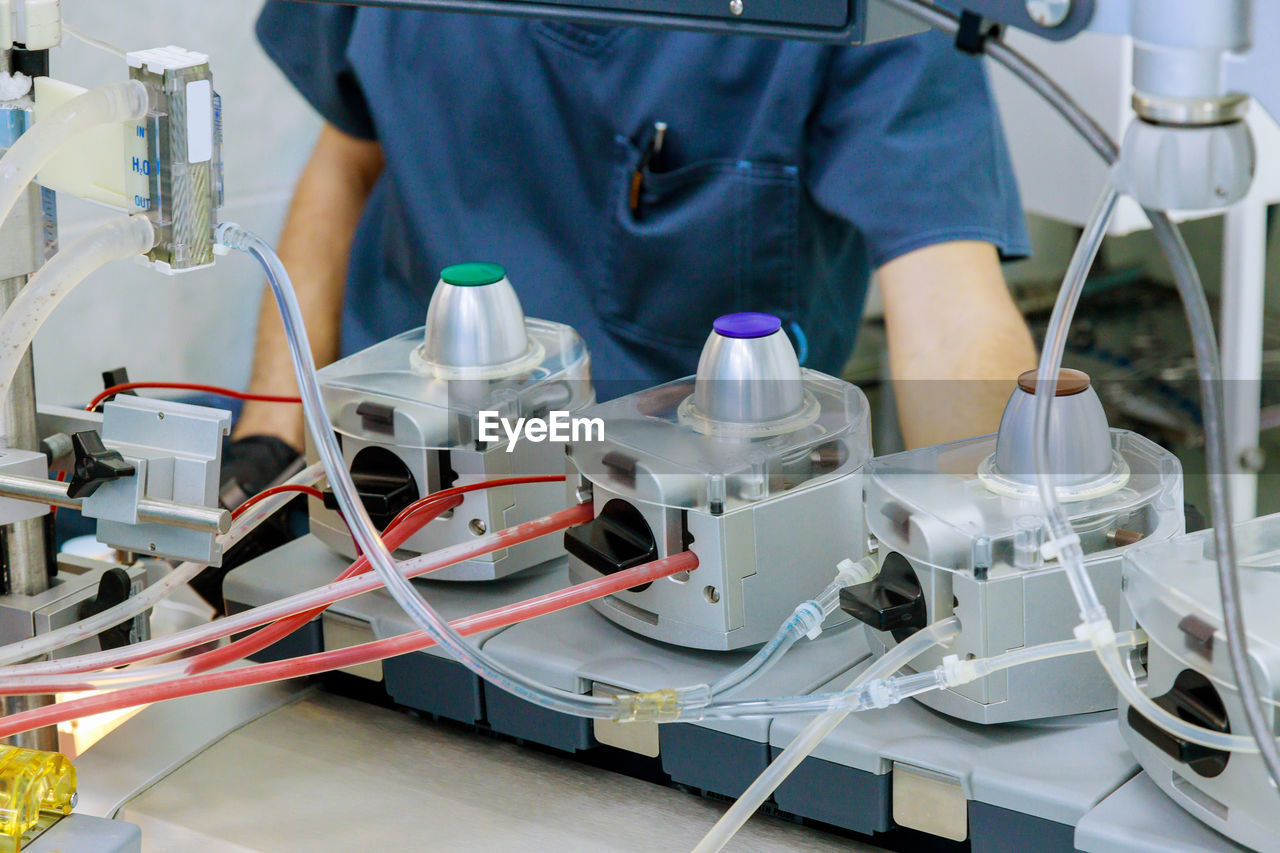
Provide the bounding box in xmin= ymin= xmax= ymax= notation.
xmin=629 ymin=121 xmax=667 ymax=214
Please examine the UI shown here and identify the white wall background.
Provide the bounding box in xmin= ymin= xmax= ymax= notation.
xmin=32 ymin=0 xmax=320 ymax=406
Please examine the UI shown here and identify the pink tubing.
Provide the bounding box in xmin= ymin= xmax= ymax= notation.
xmin=0 ymin=550 xmax=700 ymax=737
xmin=183 ymin=495 xmax=461 ymax=677
xmin=0 ymin=502 xmax=595 ymax=682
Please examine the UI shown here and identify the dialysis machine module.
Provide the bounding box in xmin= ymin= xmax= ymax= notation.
xmin=0 ymin=1 xmax=1275 ymax=852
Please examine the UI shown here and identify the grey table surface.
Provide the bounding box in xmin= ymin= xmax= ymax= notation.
xmin=113 ymin=690 xmax=875 ymax=852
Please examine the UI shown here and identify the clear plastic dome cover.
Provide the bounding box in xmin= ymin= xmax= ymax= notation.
xmin=1125 ymin=515 xmax=1280 ymax=709
xmin=317 ymin=318 xmax=593 ymax=451
xmin=866 ymin=430 xmax=1183 ymax=578
xmin=568 ymin=369 xmax=871 ymax=513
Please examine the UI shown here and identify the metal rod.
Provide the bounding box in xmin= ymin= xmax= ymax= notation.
xmin=0 ymin=472 xmax=230 ymax=534
xmin=0 ymin=238 xmax=58 ymax=752
xmin=0 ymin=274 xmax=50 ymax=599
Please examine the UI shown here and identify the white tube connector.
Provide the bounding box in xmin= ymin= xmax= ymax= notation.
xmin=1040 ymin=531 xmax=1081 ymax=562
xmin=807 ymin=558 xmax=876 ymax=639
xmin=836 ymin=555 xmax=878 ymax=586
xmin=794 ymin=601 xmax=826 ymax=641
xmin=1074 ymin=618 xmax=1118 ymax=649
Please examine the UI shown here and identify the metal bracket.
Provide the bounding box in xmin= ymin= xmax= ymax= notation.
xmin=0 ymin=554 xmax=149 ymax=660
xmin=81 ymin=397 xmax=230 ymax=565
xmin=285 ymin=0 xmax=1094 ymax=41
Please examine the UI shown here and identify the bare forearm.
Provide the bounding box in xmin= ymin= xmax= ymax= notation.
xmin=878 ymin=240 xmax=1036 ymax=448
xmin=234 ymin=124 xmax=384 ymax=447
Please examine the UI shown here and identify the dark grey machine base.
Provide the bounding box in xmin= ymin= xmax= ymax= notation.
xmin=772 ymin=751 xmax=892 ymax=836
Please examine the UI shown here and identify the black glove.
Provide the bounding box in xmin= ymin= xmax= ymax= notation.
xmin=189 ymin=435 xmax=305 ymax=611
xmin=217 ymin=434 xmax=304 ymax=511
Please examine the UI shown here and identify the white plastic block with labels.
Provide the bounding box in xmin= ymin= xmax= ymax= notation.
xmin=32 ymin=77 xmax=146 ymax=210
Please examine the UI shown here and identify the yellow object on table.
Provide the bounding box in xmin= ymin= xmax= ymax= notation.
xmin=0 ymin=746 xmax=76 ymax=851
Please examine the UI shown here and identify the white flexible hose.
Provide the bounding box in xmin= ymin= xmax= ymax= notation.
xmin=0 ymin=215 xmax=155 ymax=445
xmin=0 ymin=80 xmax=147 ymax=227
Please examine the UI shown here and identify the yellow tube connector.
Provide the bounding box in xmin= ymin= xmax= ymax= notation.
xmin=0 ymin=746 xmax=76 ymax=851
xmin=614 ymin=684 xmax=711 ymax=723
xmin=616 ymin=689 xmax=683 ymax=723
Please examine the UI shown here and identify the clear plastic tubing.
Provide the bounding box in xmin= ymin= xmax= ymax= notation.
xmin=960 ymin=630 xmax=1143 ymax=682
xmin=0 ymin=80 xmax=148 ymax=230
xmin=708 ymin=620 xmax=804 ymax=696
xmin=0 ymin=551 xmax=700 ymax=732
xmin=1030 ymin=188 xmax=1263 ymax=756
xmin=1146 ymin=213 xmax=1280 ymax=773
xmin=181 ymin=495 xmax=459 ymax=678
xmin=217 ymin=223 xmax=624 ymax=719
xmin=0 ymin=462 xmax=323 ymax=669
xmin=692 ymin=617 xmax=962 ymax=853
xmin=0 ymin=501 xmax=593 ymax=681
xmin=0 ymin=215 xmax=155 ymax=443
xmin=708 ymin=582 xmax=837 ymax=696
xmin=886 ymin=0 xmax=1279 ymax=766
xmin=5 ymin=480 xmax=560 ymax=679
xmin=696 ymin=630 xmax=1146 ymax=724
xmin=1032 ymin=185 xmax=1120 ymax=625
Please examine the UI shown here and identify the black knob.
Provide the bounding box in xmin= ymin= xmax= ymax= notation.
xmin=564 ymin=499 xmax=659 ymax=593
xmin=1127 ymin=668 xmax=1231 ymax=778
xmin=321 ymin=446 xmax=419 ymax=530
xmin=67 ymin=431 xmax=135 ymax=499
xmin=77 ymin=568 xmax=135 ymax=651
xmin=839 ymin=551 xmax=928 ymax=642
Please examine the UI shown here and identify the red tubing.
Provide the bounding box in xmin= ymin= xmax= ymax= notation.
xmin=0 ymin=550 xmax=699 ymax=737
xmin=36 ymin=471 xmax=576 ymax=676
xmin=86 ymin=382 xmax=303 ymax=413
xmin=21 ymin=501 xmax=594 ymax=682
xmin=230 ymin=484 xmax=326 ymax=520
xmin=187 ymin=494 xmax=462 ymax=675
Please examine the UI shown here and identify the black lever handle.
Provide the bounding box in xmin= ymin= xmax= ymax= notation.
xmin=67 ymin=431 xmax=135 ymax=499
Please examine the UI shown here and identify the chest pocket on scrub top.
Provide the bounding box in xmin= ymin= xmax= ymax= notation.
xmin=598 ymin=134 xmax=801 ymax=353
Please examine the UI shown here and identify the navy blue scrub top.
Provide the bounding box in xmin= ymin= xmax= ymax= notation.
xmin=257 ymin=4 xmax=1030 ymax=396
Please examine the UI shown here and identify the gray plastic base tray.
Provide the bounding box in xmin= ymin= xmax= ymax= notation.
xmin=222 ymin=534 xmax=568 ymax=723
xmin=224 ymin=537 xmax=1253 ymax=853
xmin=1075 ymin=773 xmax=1250 ymax=852
xmin=27 ymin=815 xmax=141 ymax=853
xmin=768 ymin=659 xmax=1141 ymax=850
xmin=480 ymin=606 xmax=868 ymax=797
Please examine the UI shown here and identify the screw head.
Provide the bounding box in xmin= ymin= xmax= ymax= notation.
xmin=1026 ymin=0 xmax=1071 ymax=27
xmin=728 ymin=0 xmax=743 ymax=16
xmin=1240 ymin=446 xmax=1267 ymax=473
